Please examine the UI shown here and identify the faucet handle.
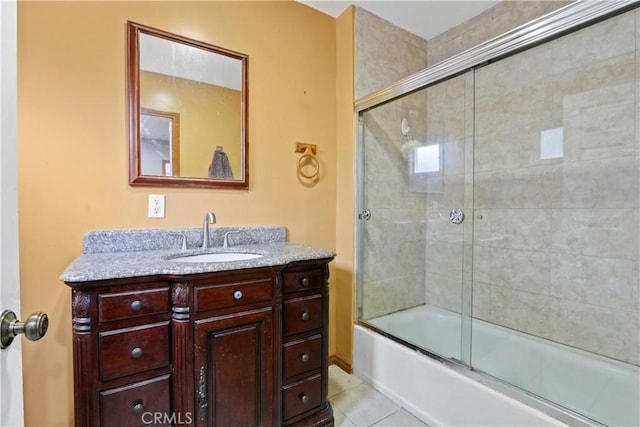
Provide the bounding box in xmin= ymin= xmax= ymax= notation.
xmin=170 ymin=233 xmax=188 ymax=251
xmin=223 ymin=231 xmax=241 ymax=248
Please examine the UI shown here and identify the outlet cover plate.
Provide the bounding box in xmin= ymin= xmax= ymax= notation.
xmin=148 ymin=194 xmax=165 ymax=218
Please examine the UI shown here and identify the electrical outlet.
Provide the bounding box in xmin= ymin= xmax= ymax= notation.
xmin=148 ymin=194 xmax=165 ymax=218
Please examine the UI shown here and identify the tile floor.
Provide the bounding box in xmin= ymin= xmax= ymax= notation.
xmin=328 ymin=365 xmax=429 ymax=427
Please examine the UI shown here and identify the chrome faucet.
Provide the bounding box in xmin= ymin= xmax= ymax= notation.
xmin=201 ymin=212 xmax=216 ymax=249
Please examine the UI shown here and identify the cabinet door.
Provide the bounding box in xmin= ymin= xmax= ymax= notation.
xmin=194 ymin=306 xmax=275 ymax=427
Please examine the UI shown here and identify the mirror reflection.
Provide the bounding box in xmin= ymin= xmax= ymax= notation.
xmin=128 ymin=22 xmax=248 ymax=188
xmin=140 ymin=108 xmax=180 ymax=176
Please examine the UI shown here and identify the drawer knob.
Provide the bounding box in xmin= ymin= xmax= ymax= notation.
xmin=130 ymin=300 xmax=142 ymax=312
xmin=300 ymin=394 xmax=309 ymax=404
xmin=233 ymin=290 xmax=243 ymax=300
xmin=131 ymin=347 xmax=143 ymax=359
xmin=301 ymin=312 xmax=310 ymax=321
xmin=301 ymin=277 xmax=310 ymax=287
xmin=132 ymin=403 xmax=144 ymax=415
xmin=300 ymin=353 xmax=310 ymax=363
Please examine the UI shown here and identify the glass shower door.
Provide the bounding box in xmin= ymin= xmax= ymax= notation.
xmin=471 ymin=9 xmax=639 ymax=426
xmin=357 ymin=71 xmax=475 ymax=364
xmin=354 ymin=4 xmax=639 ymax=425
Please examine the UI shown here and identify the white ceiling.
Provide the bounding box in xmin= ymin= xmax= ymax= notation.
xmin=297 ymin=0 xmax=500 ymax=40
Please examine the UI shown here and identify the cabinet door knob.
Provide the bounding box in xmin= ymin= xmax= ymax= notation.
xmin=300 ymin=353 xmax=310 ymax=363
xmin=300 ymin=312 xmax=310 ymax=321
xmin=130 ymin=300 xmax=142 ymax=312
xmin=131 ymin=347 xmax=143 ymax=359
xmin=301 ymin=277 xmax=309 ymax=287
xmin=300 ymin=394 xmax=309 ymax=404
xmin=233 ymin=290 xmax=243 ymax=300
xmin=132 ymin=403 xmax=144 ymax=415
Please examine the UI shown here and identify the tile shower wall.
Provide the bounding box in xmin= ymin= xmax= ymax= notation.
xmin=357 ymin=2 xmax=575 ymax=321
xmin=427 ymin=1 xmax=571 ymax=66
xmin=421 ymin=1 xmax=572 ymax=316
xmin=472 ymin=10 xmax=639 ymax=365
xmin=358 ymin=1 xmax=639 ymax=365
xmin=422 ymin=74 xmax=472 ymax=313
xmin=355 ymin=8 xmax=428 ymax=98
xmin=356 ymin=8 xmax=429 ymax=319
xmin=361 ymin=96 xmax=429 ymax=319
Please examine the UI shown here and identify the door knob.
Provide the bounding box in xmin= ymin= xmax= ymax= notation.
xmin=1 ymin=310 xmax=48 ymax=349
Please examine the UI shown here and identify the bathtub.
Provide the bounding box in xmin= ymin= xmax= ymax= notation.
xmin=354 ymin=305 xmax=640 ymax=427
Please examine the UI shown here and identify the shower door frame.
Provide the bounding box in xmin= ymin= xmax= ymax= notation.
xmin=354 ymin=0 xmax=639 ymax=425
xmin=354 ymin=0 xmax=638 ymax=112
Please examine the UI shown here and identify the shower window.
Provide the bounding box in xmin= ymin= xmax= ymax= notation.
xmin=356 ymin=5 xmax=639 ymax=426
xmin=414 ymin=144 xmax=442 ymax=174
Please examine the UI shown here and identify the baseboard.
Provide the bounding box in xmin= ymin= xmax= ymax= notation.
xmin=328 ymin=355 xmax=352 ymax=373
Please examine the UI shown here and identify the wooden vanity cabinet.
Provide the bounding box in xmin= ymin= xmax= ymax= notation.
xmin=190 ymin=270 xmax=281 ymax=426
xmin=281 ymin=263 xmax=332 ymax=427
xmin=70 ymin=279 xmax=173 ymax=427
xmin=66 ymin=259 xmax=333 ymax=427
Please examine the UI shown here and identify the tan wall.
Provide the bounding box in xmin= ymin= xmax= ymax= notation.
xmin=17 ymin=1 xmax=337 ymax=425
xmin=334 ymin=7 xmax=355 ymax=369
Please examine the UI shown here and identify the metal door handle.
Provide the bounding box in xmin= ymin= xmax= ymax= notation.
xmin=358 ymin=209 xmax=371 ymax=220
xmin=1 ymin=310 xmax=48 ymax=349
xmin=450 ymin=209 xmax=464 ymax=224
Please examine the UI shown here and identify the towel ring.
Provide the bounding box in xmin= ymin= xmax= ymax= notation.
xmin=297 ymin=147 xmax=319 ymax=179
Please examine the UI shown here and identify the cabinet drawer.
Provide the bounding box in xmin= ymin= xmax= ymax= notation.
xmin=98 ymin=286 xmax=170 ymax=323
xmin=282 ymin=373 xmax=322 ymax=421
xmin=194 ymin=278 xmax=273 ymax=312
xmin=283 ymin=334 xmax=322 ymax=379
xmin=283 ymin=294 xmax=322 ymax=336
xmin=283 ymin=269 xmax=322 ymax=293
xmin=100 ymin=375 xmax=171 ymax=427
xmin=99 ymin=322 xmax=170 ymax=381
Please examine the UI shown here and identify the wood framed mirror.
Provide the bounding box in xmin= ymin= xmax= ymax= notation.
xmin=128 ymin=22 xmax=248 ymax=189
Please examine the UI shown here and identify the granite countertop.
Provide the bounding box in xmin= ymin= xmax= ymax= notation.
xmin=60 ymin=227 xmax=336 ymax=283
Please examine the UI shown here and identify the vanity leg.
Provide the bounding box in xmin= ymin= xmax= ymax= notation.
xmin=71 ymin=290 xmax=98 ymax=426
xmin=172 ymin=282 xmax=193 ymax=423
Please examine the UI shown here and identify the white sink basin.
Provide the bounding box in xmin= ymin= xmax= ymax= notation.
xmin=172 ymin=252 xmax=263 ymax=263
